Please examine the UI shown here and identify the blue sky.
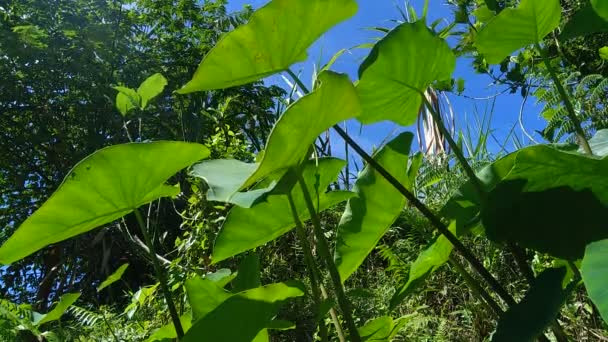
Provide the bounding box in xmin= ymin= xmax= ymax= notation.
xmin=226 ymin=0 xmax=545 ymax=157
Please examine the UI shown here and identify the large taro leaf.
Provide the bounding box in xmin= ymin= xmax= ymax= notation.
xmin=182 ymin=281 xmax=305 ymax=342
xmin=475 ymin=0 xmax=561 ymax=64
xmin=390 ymin=222 xmax=456 ymax=310
xmin=561 ymin=4 xmax=608 ymax=40
xmin=239 ymin=71 xmax=360 ymax=189
xmin=356 ymin=21 xmax=455 ymax=126
xmin=491 ymin=268 xmax=570 ymax=342
xmin=190 ymin=159 xmax=274 ymax=208
xmin=581 ymin=239 xmax=608 ymax=324
xmin=593 ymin=0 xmax=608 ymax=20
xmin=0 ymin=141 xmax=209 ymax=265
xmin=212 ymin=158 xmax=354 ymax=264
xmin=177 ymin=0 xmax=357 ymax=93
xmin=335 ymin=133 xmax=415 ymax=282
xmin=481 ymin=146 xmax=608 ymax=260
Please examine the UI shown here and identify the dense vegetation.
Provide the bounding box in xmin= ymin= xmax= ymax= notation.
xmin=1 ymin=0 xmax=608 ymax=341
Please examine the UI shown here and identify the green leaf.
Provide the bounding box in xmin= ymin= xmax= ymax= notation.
xmin=561 ymin=5 xmax=608 ymax=40
xmin=115 ymin=86 xmax=140 ymax=117
xmin=491 ymin=268 xmax=570 ymax=342
xmin=97 ymin=263 xmax=129 ymax=292
xmin=592 ymin=0 xmax=608 ymax=20
xmin=335 ymin=133 xmax=414 ymax=282
xmin=146 ymin=312 xmax=193 ymax=342
xmin=186 ymin=277 xmax=233 ymax=322
xmin=182 ymin=281 xmax=305 ymax=342
xmin=212 ymin=158 xmax=354 ymax=264
xmin=586 ymin=129 xmax=608 ymax=156
xmin=266 ymin=320 xmax=296 ymax=331
xmin=390 ymin=222 xmax=456 ymax=309
xmin=137 ymin=73 xmax=168 ymax=109
xmin=240 ymin=71 xmax=360 ymax=189
xmin=177 ymin=0 xmax=357 ymax=93
xmin=481 ymin=146 xmax=608 ymax=260
xmin=0 ymin=141 xmax=209 ymax=265
xmin=233 ymin=254 xmax=262 ymax=292
xmin=484 ymin=0 xmax=499 ymax=12
xmin=356 ymin=21 xmax=455 ymax=126
xmin=358 ymin=315 xmax=411 ymax=341
xmin=191 ymin=159 xmax=273 ymax=208
xmin=601 ymin=47 xmax=608 ymax=61
xmin=475 ymin=0 xmax=561 ymax=64
xmin=581 ymin=239 xmax=608 ymax=324
xmin=34 ymin=293 xmax=80 ymax=326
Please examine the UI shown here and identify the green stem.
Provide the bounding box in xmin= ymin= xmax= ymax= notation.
xmin=101 ymin=309 xmax=120 ymax=342
xmin=287 ymin=193 xmax=333 ymax=342
xmin=296 ymin=173 xmax=362 ymax=342
xmin=448 ymin=256 xmax=503 ymax=317
xmin=421 ymin=94 xmax=486 ymax=203
xmin=285 ymin=68 xmax=515 ymax=309
xmin=536 ymin=43 xmax=592 ymax=155
xmin=134 ymin=209 xmax=184 ymax=339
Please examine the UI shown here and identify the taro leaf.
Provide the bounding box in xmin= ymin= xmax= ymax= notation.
xmin=581 ymin=239 xmax=608 ymax=324
xmin=475 ymin=0 xmax=561 ymax=64
xmin=481 ymin=146 xmax=608 ymax=260
xmin=0 ymin=142 xmax=209 ymax=265
xmin=592 ymin=0 xmax=608 ymax=20
xmin=212 ymin=158 xmax=355 ymax=264
xmin=186 ymin=277 xmax=232 ymax=321
xmin=115 ymin=86 xmax=140 ymax=116
xmin=561 ymin=4 xmax=608 ymax=41
xmin=358 ymin=315 xmax=411 ymax=341
xmin=191 ymin=159 xmax=273 ymax=207
xmin=97 ymin=263 xmax=129 ymax=292
xmin=233 ymin=254 xmax=262 ymax=293
xmin=335 ymin=133 xmax=414 ymax=282
xmin=491 ymin=268 xmax=570 ymax=342
xmin=240 ymin=71 xmax=360 ymax=189
xmin=182 ymin=281 xmax=305 ymax=342
xmin=146 ymin=312 xmax=193 ymax=342
xmin=34 ymin=293 xmax=80 ymax=326
xmin=177 ymin=0 xmax=357 ymax=93
xmin=584 ymin=129 xmax=608 ymax=157
xmin=137 ymin=73 xmax=167 ymax=109
xmin=356 ymin=21 xmax=455 ymax=126
xmin=205 ymin=268 xmax=236 ymax=288
xmin=390 ymin=222 xmax=456 ymax=309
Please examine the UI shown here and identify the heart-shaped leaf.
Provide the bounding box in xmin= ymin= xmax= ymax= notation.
xmin=212 ymin=158 xmax=354 ymax=264
xmin=475 ymin=0 xmax=561 ymax=64
xmin=335 ymin=132 xmax=416 ymax=282
xmin=357 ymin=21 xmax=455 ymax=126
xmin=240 ymin=71 xmax=360 ymax=189
xmin=178 ymin=0 xmax=357 ymax=93
xmin=0 ymin=141 xmax=209 ymax=265
xmin=581 ymin=239 xmax=608 ymax=324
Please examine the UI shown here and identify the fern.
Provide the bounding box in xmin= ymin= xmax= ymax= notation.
xmin=68 ymin=305 xmax=105 ymax=327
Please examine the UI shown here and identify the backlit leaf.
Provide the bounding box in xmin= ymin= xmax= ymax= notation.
xmin=240 ymin=71 xmax=360 ymax=189
xmin=115 ymin=87 xmax=140 ymax=117
xmin=491 ymin=268 xmax=570 ymax=342
xmin=586 ymin=129 xmax=608 ymax=156
xmin=561 ymin=5 xmax=608 ymax=40
xmin=357 ymin=21 xmax=455 ymax=126
xmin=0 ymin=142 xmax=209 ymax=265
xmin=601 ymin=47 xmax=608 ymax=61
xmin=35 ymin=293 xmax=80 ymax=326
xmin=146 ymin=312 xmax=193 ymax=342
xmin=212 ymin=158 xmax=354 ymax=264
xmin=97 ymin=263 xmax=129 ymax=292
xmin=475 ymin=0 xmax=561 ymax=64
xmin=137 ymin=73 xmax=167 ymax=109
xmin=358 ymin=315 xmax=412 ymax=341
xmin=335 ymin=133 xmax=414 ymax=282
xmin=183 ymin=282 xmax=305 ymax=342
xmin=177 ymin=0 xmax=357 ymax=92
xmin=581 ymin=239 xmax=608 ymax=324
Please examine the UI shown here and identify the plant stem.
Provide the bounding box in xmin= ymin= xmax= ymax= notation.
xmin=285 ymin=68 xmax=516 ymax=309
xmin=536 ymin=43 xmax=592 ymax=155
xmin=134 ymin=209 xmax=184 ymax=339
xmin=332 ymin=124 xmax=516 ymax=307
xmin=287 ymin=193 xmax=333 ymax=342
xmin=421 ymin=95 xmax=486 ymax=203
xmin=296 ymin=173 xmax=362 ymax=342
xmin=448 ymin=256 xmax=503 ymax=317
